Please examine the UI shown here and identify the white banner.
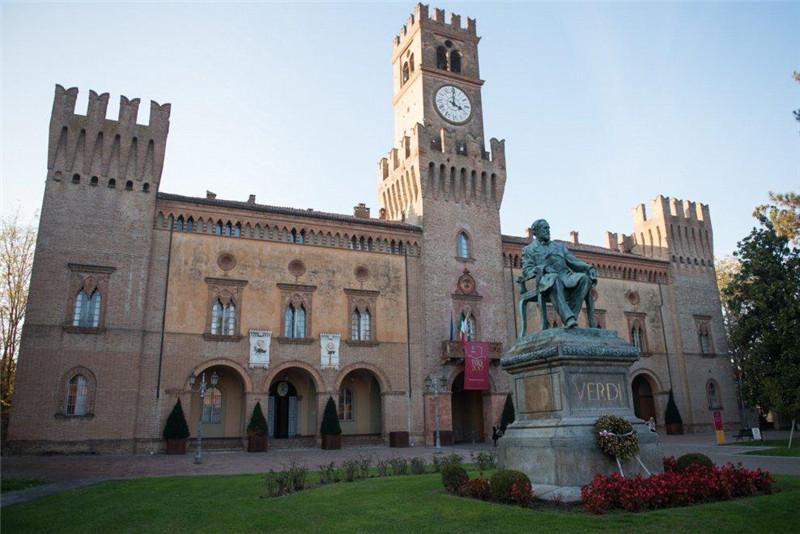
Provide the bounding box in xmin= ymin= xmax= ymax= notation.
xmin=249 ymin=330 xmax=272 ymax=368
xmin=320 ymin=333 xmax=341 ymax=369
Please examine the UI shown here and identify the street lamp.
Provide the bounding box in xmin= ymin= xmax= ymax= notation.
xmin=425 ymin=374 xmax=447 ymax=449
xmin=189 ymin=370 xmax=219 ymax=464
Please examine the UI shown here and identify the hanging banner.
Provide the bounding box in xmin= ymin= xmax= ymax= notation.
xmin=249 ymin=330 xmax=272 ymax=368
xmin=464 ymin=341 xmax=490 ymax=391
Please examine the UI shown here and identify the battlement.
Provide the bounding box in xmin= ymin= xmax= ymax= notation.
xmin=378 ymin=121 xmax=505 ymax=180
xmin=393 ymin=4 xmax=477 ymax=48
xmin=632 ymin=195 xmax=710 ymax=225
xmin=48 ymin=85 xmax=171 ymax=186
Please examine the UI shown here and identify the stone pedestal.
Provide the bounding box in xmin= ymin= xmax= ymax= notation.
xmin=497 ymin=328 xmax=662 ymax=501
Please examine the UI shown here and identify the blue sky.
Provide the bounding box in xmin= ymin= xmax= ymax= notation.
xmin=2 ymin=1 xmax=798 ymax=258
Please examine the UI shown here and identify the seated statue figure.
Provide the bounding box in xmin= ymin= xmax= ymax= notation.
xmin=518 ymin=219 xmax=597 ymax=334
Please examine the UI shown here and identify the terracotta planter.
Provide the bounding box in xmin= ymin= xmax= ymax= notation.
xmin=665 ymin=423 xmax=684 ymax=435
xmin=165 ymin=438 xmax=187 ymax=455
xmin=248 ymin=433 xmax=268 ymax=452
xmin=321 ymin=434 xmax=342 ymax=450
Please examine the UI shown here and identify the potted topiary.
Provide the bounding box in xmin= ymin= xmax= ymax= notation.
xmin=247 ymin=401 xmax=269 ymax=452
xmin=665 ymin=389 xmax=684 ymax=435
xmin=320 ymin=396 xmax=342 ymax=450
xmin=163 ymin=399 xmax=190 ymax=454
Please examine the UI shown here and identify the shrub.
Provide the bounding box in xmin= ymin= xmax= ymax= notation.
xmin=390 ymin=457 xmax=409 ymax=476
xmin=264 ymin=470 xmax=291 ymax=497
xmin=441 ymin=464 xmax=469 ymax=494
xmin=471 ymin=451 xmax=496 ymax=476
xmin=410 ymin=457 xmax=427 ymax=475
xmin=247 ymin=402 xmax=268 ymax=436
xmin=342 ymin=459 xmax=359 ymax=482
xmin=318 ymin=462 xmax=338 ymax=484
xmin=581 ymin=463 xmax=775 ymax=514
xmin=376 ymin=459 xmax=390 ymax=477
xmin=441 ymin=453 xmax=463 ymax=466
xmin=357 ymin=455 xmax=372 ymax=478
xmin=510 ymin=481 xmax=534 ymax=507
xmin=459 ymin=478 xmax=491 ymax=500
xmin=431 ymin=452 xmax=444 ymax=472
xmin=663 ymin=456 xmax=678 ymax=472
xmin=490 ymin=470 xmax=531 ymax=503
xmin=500 ymin=394 xmax=515 ymax=433
xmin=163 ymin=399 xmax=190 ymax=440
xmin=665 ymin=389 xmax=683 ymax=426
xmin=320 ymin=397 xmax=342 ymax=436
xmin=676 ymin=453 xmax=713 ymax=472
xmin=287 ymin=462 xmax=307 ymax=491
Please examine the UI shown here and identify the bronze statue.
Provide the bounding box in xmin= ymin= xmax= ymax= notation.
xmin=517 ymin=219 xmax=597 ymax=335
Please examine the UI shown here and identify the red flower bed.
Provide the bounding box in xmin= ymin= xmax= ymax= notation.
xmin=581 ymin=462 xmax=774 ymax=514
xmin=459 ymin=478 xmax=491 ymax=500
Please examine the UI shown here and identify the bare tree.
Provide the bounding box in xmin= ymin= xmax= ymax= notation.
xmin=1 ymin=214 xmax=36 ymax=437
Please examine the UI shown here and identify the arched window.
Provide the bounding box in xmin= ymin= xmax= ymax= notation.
xmin=90 ymin=176 xmax=98 ymax=186
xmin=202 ymin=387 xmax=223 ymax=424
xmin=233 ymin=223 xmax=241 ymax=238
xmin=214 ymin=221 xmax=223 ymax=236
xmin=224 ymin=222 xmax=232 ymax=237
xmin=706 ymin=380 xmax=721 ymax=409
xmin=284 ymin=304 xmax=306 ymax=338
xmin=338 ymin=388 xmax=353 ymax=421
xmin=223 ymin=302 xmax=236 ymax=335
xmin=436 ymin=46 xmax=448 ymax=70
xmin=125 ymin=180 xmax=133 ymax=191
xmin=73 ymin=289 xmax=101 ymax=328
xmin=66 ymin=374 xmax=88 ymax=416
xmin=108 ymin=178 xmax=116 ymax=188
xmin=457 ymin=232 xmax=470 ymax=258
xmin=631 ymin=321 xmax=643 ymax=351
xmin=351 ymin=309 xmax=372 ymax=341
xmin=210 ymin=299 xmax=223 ymax=335
xmin=290 ymin=228 xmax=305 ymax=244
xmin=176 ymin=216 xmax=184 ymax=232
xmin=143 ymin=183 xmax=150 ymax=193
xmin=449 ymin=50 xmax=461 ymax=73
xmin=697 ymin=321 xmax=713 ymax=354
xmin=186 ymin=217 xmax=194 ymax=232
xmin=402 ymin=62 xmax=410 ymax=84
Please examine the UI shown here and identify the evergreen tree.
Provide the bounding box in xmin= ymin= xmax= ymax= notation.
xmin=665 ymin=390 xmax=683 ymax=426
xmin=163 ymin=399 xmax=190 ymax=440
xmin=500 ymin=394 xmax=515 ymax=433
xmin=320 ymin=396 xmax=342 ymax=435
xmin=247 ymin=401 xmax=268 ymax=436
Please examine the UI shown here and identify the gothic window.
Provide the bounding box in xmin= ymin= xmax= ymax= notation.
xmin=338 ymin=388 xmax=353 ymax=421
xmin=176 ymin=216 xmax=184 ymax=232
xmin=186 ymin=217 xmax=194 ymax=232
xmin=695 ymin=317 xmax=714 ymax=355
xmin=66 ymin=374 xmax=88 ymax=416
xmin=284 ymin=304 xmax=306 ymax=338
xmin=224 ymin=222 xmax=232 ymax=237
xmin=108 ymin=178 xmax=116 ymax=188
xmin=436 ymin=46 xmax=448 ymax=70
xmin=205 ymin=277 xmax=246 ymax=340
xmin=409 ymin=54 xmax=415 ymax=73
xmin=402 ymin=62 xmax=410 ymax=84
xmin=233 ymin=223 xmax=241 ymax=238
xmin=73 ymin=288 xmax=101 ymax=328
xmin=214 ymin=221 xmax=223 ymax=235
xmin=125 ymin=180 xmax=133 ymax=191
xmin=90 ymin=176 xmax=98 ymax=186
xmin=290 ymin=229 xmax=305 ymax=244
xmin=450 ymin=50 xmax=462 ymax=73
xmin=457 ymin=232 xmax=470 ymax=258
xmin=351 ymin=308 xmax=372 ymax=341
xmin=625 ymin=313 xmax=649 ymax=353
xmin=706 ymin=380 xmax=722 ymax=409
xmin=202 ymin=387 xmax=223 ymax=424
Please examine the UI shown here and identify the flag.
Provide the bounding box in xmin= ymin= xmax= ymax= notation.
xmin=449 ymin=310 xmax=454 ymax=342
xmin=459 ymin=315 xmax=469 ymax=345
xmin=464 ymin=341 xmax=490 ymax=390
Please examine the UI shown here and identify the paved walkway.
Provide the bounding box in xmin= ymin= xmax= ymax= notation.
xmin=2 ymin=430 xmax=797 ymax=506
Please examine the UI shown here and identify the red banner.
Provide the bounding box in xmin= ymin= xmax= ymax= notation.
xmin=464 ymin=341 xmax=490 ymax=391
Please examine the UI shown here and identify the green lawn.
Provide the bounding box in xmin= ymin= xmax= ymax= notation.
xmin=2 ymin=472 xmax=799 ymax=533
xmin=1 ymin=479 xmax=46 ymax=493
xmin=729 ymin=438 xmax=800 ymax=457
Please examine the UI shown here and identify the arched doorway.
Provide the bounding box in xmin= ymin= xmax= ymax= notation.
xmin=451 ymin=371 xmax=484 ymax=443
xmin=267 ymin=368 xmax=318 ymax=440
xmin=632 ymin=374 xmax=657 ymax=423
xmin=337 ymin=369 xmax=382 ymax=437
xmin=189 ymin=364 xmax=246 ymax=443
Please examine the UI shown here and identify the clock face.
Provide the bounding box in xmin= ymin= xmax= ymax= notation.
xmin=435 ymin=85 xmax=472 ymax=124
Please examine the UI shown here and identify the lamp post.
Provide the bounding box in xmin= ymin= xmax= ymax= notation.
xmin=189 ymin=370 xmax=219 ymax=465
xmin=425 ymin=374 xmax=447 ymax=449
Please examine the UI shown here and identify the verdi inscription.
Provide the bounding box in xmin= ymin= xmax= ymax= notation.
xmin=568 ymin=373 xmax=627 ymax=410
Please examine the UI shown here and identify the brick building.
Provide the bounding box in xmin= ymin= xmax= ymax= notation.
xmin=8 ymin=4 xmax=738 ymax=454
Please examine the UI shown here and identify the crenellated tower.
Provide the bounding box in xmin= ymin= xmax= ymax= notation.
xmin=380 ymin=4 xmax=510 ymax=445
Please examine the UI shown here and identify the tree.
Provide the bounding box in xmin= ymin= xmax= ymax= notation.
xmin=723 ymin=211 xmax=800 ymax=447
xmin=1 ymin=214 xmax=36 ymax=439
xmin=163 ymin=399 xmax=190 ymax=440
xmin=753 ymin=191 xmax=799 ymax=246
xmin=320 ymin=396 xmax=341 ymax=436
xmin=247 ymin=401 xmax=268 ymax=436
xmin=499 ymin=393 xmax=515 ymax=433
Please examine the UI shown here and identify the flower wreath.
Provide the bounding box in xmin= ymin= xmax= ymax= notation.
xmin=595 ymin=415 xmax=639 ymax=460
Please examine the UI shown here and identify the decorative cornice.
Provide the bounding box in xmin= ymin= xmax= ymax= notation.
xmin=205 ymin=277 xmax=248 ymax=287
xmin=344 ymin=288 xmax=380 ymax=297
xmin=67 ymin=263 xmax=116 ymax=274
xmin=277 ymin=283 xmax=316 ymax=292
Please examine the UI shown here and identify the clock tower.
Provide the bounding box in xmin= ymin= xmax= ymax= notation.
xmin=378 ymin=4 xmax=510 ymax=445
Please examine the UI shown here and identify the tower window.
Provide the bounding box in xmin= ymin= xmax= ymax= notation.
xmin=72 ymin=174 xmax=81 ymax=184
xmin=284 ymin=303 xmax=307 ymax=338
xmin=125 ymin=180 xmax=133 ymax=191
xmin=449 ymin=50 xmax=462 ymax=74
xmin=66 ymin=375 xmax=89 ymax=416
xmin=436 ymin=46 xmax=448 ymax=70
xmin=143 ymin=183 xmax=150 ymax=193
xmin=108 ymin=178 xmax=116 ymax=188
xmin=90 ymin=176 xmax=98 ymax=186
xmin=73 ymin=288 xmax=101 ymax=328
xmin=457 ymin=232 xmax=470 ymax=258
xmin=402 ymin=62 xmax=410 ymax=84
